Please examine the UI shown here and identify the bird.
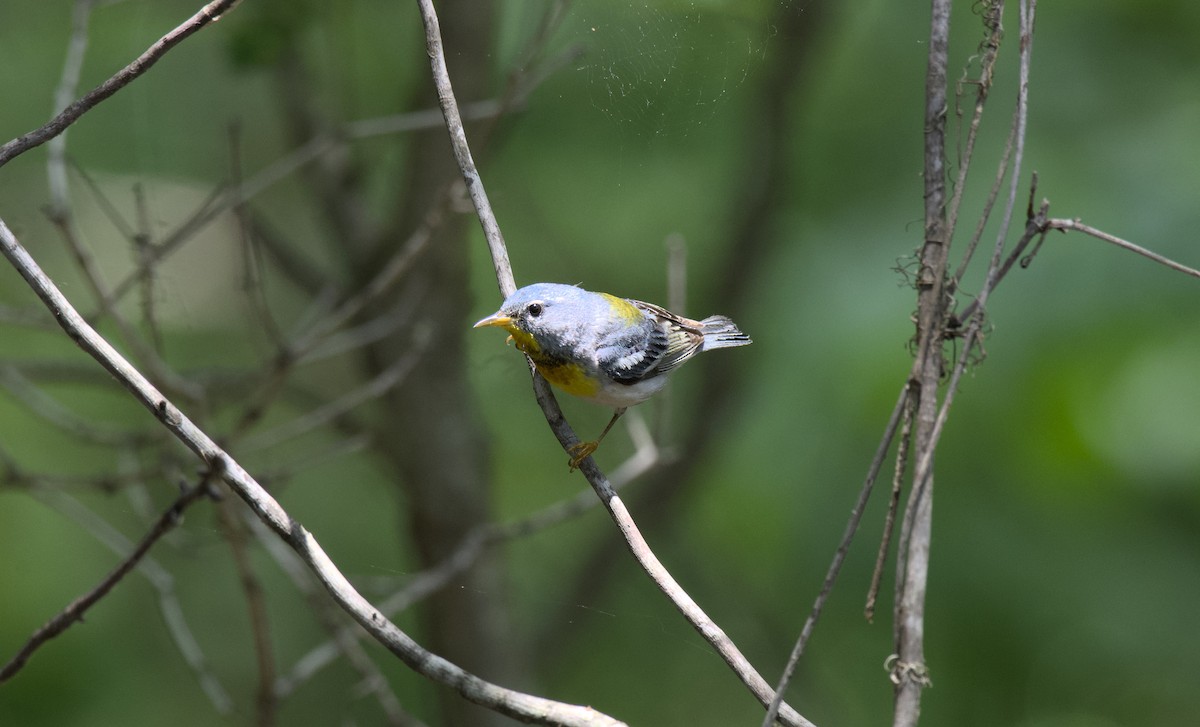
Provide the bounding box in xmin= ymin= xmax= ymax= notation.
xmin=473 ymin=282 xmax=751 ymax=469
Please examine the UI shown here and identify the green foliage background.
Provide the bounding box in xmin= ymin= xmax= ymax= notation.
xmin=1 ymin=1 xmax=1198 ymax=725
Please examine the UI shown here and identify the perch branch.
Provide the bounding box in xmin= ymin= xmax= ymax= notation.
xmin=416 ymin=2 xmax=812 ymax=724
xmin=0 ymin=215 xmax=624 ymax=727
xmin=278 ymin=414 xmax=663 ymax=692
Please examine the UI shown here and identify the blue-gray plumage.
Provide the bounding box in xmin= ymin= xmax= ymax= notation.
xmin=474 ymin=282 xmax=751 ymax=467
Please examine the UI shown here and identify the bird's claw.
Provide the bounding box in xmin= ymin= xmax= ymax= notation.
xmin=567 ymin=440 xmax=599 ymax=471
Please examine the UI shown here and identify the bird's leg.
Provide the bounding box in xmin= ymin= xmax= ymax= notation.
xmin=568 ymin=408 xmax=626 ymax=470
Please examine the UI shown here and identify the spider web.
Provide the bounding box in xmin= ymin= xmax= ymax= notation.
xmin=571 ymin=1 xmax=774 ymax=137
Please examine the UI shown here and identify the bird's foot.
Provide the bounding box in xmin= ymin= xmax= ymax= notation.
xmin=567 ymin=440 xmax=599 ymax=471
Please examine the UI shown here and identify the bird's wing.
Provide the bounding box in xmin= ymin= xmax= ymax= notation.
xmin=596 ymin=318 xmax=670 ymax=382
xmin=624 ymin=299 xmax=706 ymax=377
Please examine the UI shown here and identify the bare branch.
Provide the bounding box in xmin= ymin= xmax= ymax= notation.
xmin=45 ymin=208 xmax=204 ymax=401
xmin=216 ymin=499 xmax=278 ymax=727
xmin=417 ymin=0 xmax=514 ymax=298
xmin=0 ymin=214 xmax=623 ymax=726
xmin=0 ymin=474 xmax=216 ymax=682
xmin=10 ymin=482 xmax=232 ymax=711
xmin=104 ymin=101 xmax=508 ymax=308
xmin=250 ymin=516 xmax=421 ymax=726
xmin=47 ymin=0 xmax=97 ymax=215
xmin=763 ymin=384 xmax=912 ymax=727
xmin=896 ymin=9 xmax=1040 ymax=726
xmin=865 ymin=393 xmax=915 ymax=622
xmin=1043 ymin=218 xmax=1200 ymax=279
xmin=416 ymin=1 xmax=814 ymax=724
xmin=240 ymin=327 xmax=429 ymax=453
xmin=278 ymin=416 xmax=664 ymax=692
xmin=0 ymin=365 xmax=151 ymax=447
xmin=0 ymin=0 xmax=243 ymax=169
xmin=893 ymin=1 xmax=953 ymax=724
xmin=945 ymin=0 xmax=1004 ymax=243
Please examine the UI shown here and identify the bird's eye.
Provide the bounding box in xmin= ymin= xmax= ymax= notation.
xmin=526 ymin=302 xmax=543 ymax=318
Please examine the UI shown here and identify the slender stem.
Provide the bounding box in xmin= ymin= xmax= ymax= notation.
xmin=1044 ymin=218 xmax=1200 ymax=279
xmin=865 ymin=391 xmax=915 ymax=622
xmin=416 ymin=0 xmax=514 ymax=298
xmin=0 ymin=476 xmax=215 ymax=682
xmin=762 ymin=385 xmax=911 ymax=727
xmin=47 ymin=0 xmax=97 ymax=215
xmin=893 ymin=1 xmax=952 ymax=725
xmin=0 ymin=215 xmax=623 ymax=726
xmin=416 ymin=1 xmax=813 ymax=723
xmin=0 ymin=0 xmax=243 ymax=169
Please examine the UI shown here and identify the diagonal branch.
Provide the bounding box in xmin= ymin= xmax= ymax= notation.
xmin=416 ymin=1 xmax=813 ymax=725
xmin=416 ymin=0 xmax=515 ymax=298
xmin=0 ymin=473 xmax=217 ymax=682
xmin=0 ymin=215 xmax=624 ymax=727
xmin=16 ymin=482 xmax=234 ymax=712
xmin=0 ymin=0 xmax=243 ymax=169
xmin=762 ymin=384 xmax=912 ymax=727
xmin=277 ymin=415 xmax=663 ymax=694
xmin=1043 ymin=218 xmax=1200 ymax=279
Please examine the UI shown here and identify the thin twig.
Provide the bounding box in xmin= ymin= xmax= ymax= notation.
xmin=300 ymin=290 xmax=425 ymax=364
xmin=278 ymin=414 xmax=663 ymax=694
xmin=46 ymin=208 xmax=204 ymax=401
xmin=1 ymin=214 xmax=623 ymax=726
xmin=0 ymin=474 xmax=216 ymax=682
xmin=914 ymin=0 xmax=1040 ymax=506
xmin=251 ymin=516 xmax=420 ymax=726
xmin=417 ymin=1 xmax=812 ymax=724
xmin=0 ymin=303 xmax=55 ymax=330
xmin=216 ymin=499 xmax=277 ymax=727
xmin=284 ymin=197 xmax=446 ymax=359
xmin=954 ymin=192 xmax=1048 ymax=326
xmin=104 ymin=101 xmax=506 ymax=308
xmin=221 ymin=201 xmax=441 ymax=445
xmin=47 ymin=0 xmax=97 ymax=216
xmin=229 ymin=121 xmax=287 ymax=351
xmin=865 ymin=390 xmax=915 ymax=622
xmin=0 ymin=365 xmax=151 ymax=448
xmin=240 ymin=327 xmax=429 ymax=452
xmin=0 ymin=0 xmax=244 ymax=169
xmin=894 ymin=8 xmax=1039 ymax=723
xmin=131 ymin=183 xmax=166 ymax=353
xmin=945 ymin=0 xmax=1004 ymax=244
xmin=1043 ymin=218 xmax=1200 ymax=279
xmin=15 ymin=483 xmax=233 ymax=712
xmin=762 ymin=384 xmax=911 ymax=727
xmin=985 ymin=0 xmax=1036 ymax=289
xmin=417 ymin=0 xmax=514 ymax=298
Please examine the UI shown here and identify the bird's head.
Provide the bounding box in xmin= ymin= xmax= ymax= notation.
xmin=473 ymin=283 xmax=594 ymax=358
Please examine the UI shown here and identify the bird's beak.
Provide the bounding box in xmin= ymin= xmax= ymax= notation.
xmin=473 ymin=312 xmax=514 ymax=330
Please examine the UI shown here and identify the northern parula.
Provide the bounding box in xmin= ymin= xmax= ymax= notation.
xmin=474 ymin=283 xmax=751 ymax=468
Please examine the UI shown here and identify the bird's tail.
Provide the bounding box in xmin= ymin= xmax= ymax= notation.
xmin=698 ymin=315 xmax=752 ymax=350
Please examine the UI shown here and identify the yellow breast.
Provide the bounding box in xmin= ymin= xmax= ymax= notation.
xmin=507 ymin=328 xmax=601 ymax=399
xmin=534 ymin=358 xmax=601 ymax=398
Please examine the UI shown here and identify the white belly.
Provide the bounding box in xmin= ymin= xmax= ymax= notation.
xmin=586 ymin=375 xmax=670 ymax=409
